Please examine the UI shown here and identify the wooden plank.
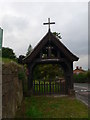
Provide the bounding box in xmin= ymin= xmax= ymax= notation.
xmin=46 ymin=83 xmax=48 ymax=94
xmin=55 ymin=80 xmax=56 ymax=93
xmin=49 ymin=80 xmax=51 ymax=94
xmin=39 ymin=81 xmax=40 ymax=93
xmin=52 ymin=83 xmax=54 ymax=94
xmin=34 ymin=80 xmax=35 ymax=94
xmin=60 ymin=80 xmax=61 ymax=94
xmin=44 ymin=80 xmax=45 ymax=94
xmin=41 ymin=84 xmax=43 ymax=94
xmin=58 ymin=83 xmax=59 ymax=93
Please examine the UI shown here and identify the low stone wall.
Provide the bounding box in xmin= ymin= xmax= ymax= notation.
xmin=2 ymin=62 xmax=23 ymax=118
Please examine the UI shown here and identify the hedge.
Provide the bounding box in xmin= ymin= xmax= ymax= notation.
xmin=73 ymin=72 xmax=89 ymax=83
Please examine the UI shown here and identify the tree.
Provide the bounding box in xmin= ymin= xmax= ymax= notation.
xmin=26 ymin=44 xmax=32 ymax=56
xmin=87 ymin=70 xmax=90 ymax=83
xmin=73 ymin=72 xmax=88 ymax=83
xmin=2 ymin=47 xmax=16 ymax=59
xmin=53 ymin=32 xmax=62 ymax=39
xmin=33 ymin=64 xmax=64 ymax=81
xmin=18 ymin=55 xmax=25 ymax=64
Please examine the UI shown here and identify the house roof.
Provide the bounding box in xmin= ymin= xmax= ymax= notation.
xmin=73 ymin=67 xmax=86 ymax=73
xmin=23 ymin=30 xmax=79 ymax=64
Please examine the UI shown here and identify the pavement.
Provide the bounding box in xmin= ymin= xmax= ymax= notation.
xmin=74 ymin=83 xmax=89 ymax=106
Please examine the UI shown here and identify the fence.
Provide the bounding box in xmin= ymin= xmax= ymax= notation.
xmin=33 ymin=79 xmax=66 ymax=95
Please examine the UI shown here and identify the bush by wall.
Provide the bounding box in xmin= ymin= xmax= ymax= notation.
xmin=18 ymin=64 xmax=28 ymax=94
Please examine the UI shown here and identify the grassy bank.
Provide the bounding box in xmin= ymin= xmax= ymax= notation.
xmin=2 ymin=57 xmax=28 ymax=93
xmin=2 ymin=58 xmax=17 ymax=63
xmin=16 ymin=96 xmax=88 ymax=118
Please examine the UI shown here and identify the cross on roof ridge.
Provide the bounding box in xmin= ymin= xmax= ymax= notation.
xmin=43 ymin=18 xmax=55 ymax=31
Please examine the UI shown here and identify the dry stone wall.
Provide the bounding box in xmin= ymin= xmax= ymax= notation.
xmin=2 ymin=62 xmax=23 ymax=118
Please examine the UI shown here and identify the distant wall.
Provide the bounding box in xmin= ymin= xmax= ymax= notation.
xmin=2 ymin=62 xmax=23 ymax=118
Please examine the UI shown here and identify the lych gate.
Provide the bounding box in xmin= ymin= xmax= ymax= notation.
xmin=23 ymin=19 xmax=79 ymax=95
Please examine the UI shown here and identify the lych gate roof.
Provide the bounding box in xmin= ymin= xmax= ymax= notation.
xmin=23 ymin=30 xmax=79 ymax=64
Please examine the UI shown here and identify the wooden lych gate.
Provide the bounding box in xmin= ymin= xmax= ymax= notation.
xmin=23 ymin=19 xmax=79 ymax=95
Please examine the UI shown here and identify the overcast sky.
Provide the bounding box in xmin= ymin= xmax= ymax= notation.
xmin=0 ymin=2 xmax=88 ymax=70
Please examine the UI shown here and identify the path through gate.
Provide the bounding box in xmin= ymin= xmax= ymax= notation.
xmin=33 ymin=79 xmax=66 ymax=95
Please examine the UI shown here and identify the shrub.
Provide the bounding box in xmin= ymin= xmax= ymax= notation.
xmin=73 ymin=73 xmax=88 ymax=83
xmin=18 ymin=65 xmax=28 ymax=93
xmin=2 ymin=47 xmax=16 ymax=59
xmin=18 ymin=69 xmax=26 ymax=81
xmin=87 ymin=70 xmax=90 ymax=83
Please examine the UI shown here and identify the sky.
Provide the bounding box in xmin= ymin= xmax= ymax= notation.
xmin=0 ymin=1 xmax=88 ymax=70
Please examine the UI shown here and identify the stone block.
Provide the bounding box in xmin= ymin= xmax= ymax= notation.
xmin=2 ymin=75 xmax=12 ymax=83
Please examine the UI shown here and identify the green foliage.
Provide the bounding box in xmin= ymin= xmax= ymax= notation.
xmin=2 ymin=58 xmax=17 ymax=63
xmin=18 ymin=55 xmax=25 ymax=64
xmin=18 ymin=65 xmax=28 ymax=93
xmin=33 ymin=64 xmax=64 ymax=81
xmin=26 ymin=44 xmax=32 ymax=56
xmin=87 ymin=70 xmax=90 ymax=82
xmin=2 ymin=47 xmax=16 ymax=59
xmin=2 ymin=58 xmax=28 ymax=94
xmin=18 ymin=70 xmax=25 ymax=81
xmin=73 ymin=72 xmax=88 ymax=83
xmin=53 ymin=32 xmax=62 ymax=39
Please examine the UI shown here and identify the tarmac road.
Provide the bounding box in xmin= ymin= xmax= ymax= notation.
xmin=74 ymin=83 xmax=89 ymax=106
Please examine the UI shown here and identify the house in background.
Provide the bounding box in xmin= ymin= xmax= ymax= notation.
xmin=73 ymin=66 xmax=86 ymax=75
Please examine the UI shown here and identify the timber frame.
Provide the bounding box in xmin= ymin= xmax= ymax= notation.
xmin=23 ymin=29 xmax=79 ymax=95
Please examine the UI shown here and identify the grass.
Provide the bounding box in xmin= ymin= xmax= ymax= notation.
xmin=2 ymin=57 xmax=17 ymax=63
xmin=15 ymin=96 xmax=88 ymax=118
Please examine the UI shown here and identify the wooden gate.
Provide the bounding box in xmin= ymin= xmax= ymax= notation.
xmin=33 ymin=79 xmax=66 ymax=95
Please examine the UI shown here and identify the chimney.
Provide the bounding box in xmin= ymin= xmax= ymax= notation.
xmin=80 ymin=67 xmax=82 ymax=70
xmin=76 ymin=66 xmax=79 ymax=69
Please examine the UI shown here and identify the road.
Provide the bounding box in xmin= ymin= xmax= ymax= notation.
xmin=74 ymin=83 xmax=89 ymax=106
